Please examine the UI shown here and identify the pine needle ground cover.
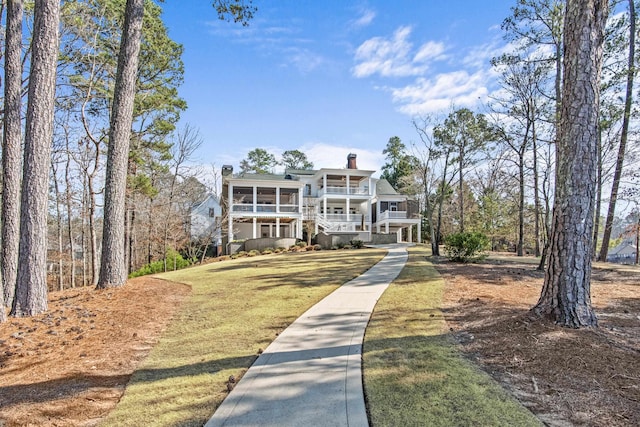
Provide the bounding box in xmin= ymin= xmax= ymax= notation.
xmin=363 ymin=245 xmax=542 ymax=427
xmin=101 ymin=248 xmax=385 ymax=426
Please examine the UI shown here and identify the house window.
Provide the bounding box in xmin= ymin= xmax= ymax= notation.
xmin=390 ymin=202 xmax=398 ymax=212
xmin=209 ymin=208 xmax=215 ymax=217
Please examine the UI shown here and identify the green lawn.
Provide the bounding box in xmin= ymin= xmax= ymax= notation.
xmin=363 ymin=245 xmax=542 ymax=426
xmin=100 ymin=248 xmax=386 ymax=426
xmin=102 ymin=245 xmax=541 ymax=426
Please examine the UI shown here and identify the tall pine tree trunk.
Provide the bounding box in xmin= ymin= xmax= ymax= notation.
xmin=12 ymin=0 xmax=60 ymax=317
xmin=2 ymin=0 xmax=24 ymax=316
xmin=597 ymin=0 xmax=635 ymax=262
xmin=97 ymin=0 xmax=145 ymax=288
xmin=533 ymin=0 xmax=608 ymax=328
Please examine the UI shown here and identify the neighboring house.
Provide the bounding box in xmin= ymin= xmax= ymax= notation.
xmin=221 ymin=153 xmax=421 ymax=252
xmin=190 ymin=193 xmax=222 ymax=247
xmin=607 ymin=238 xmax=638 ymax=265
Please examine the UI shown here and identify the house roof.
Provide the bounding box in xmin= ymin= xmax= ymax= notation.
xmin=191 ymin=193 xmax=220 ymax=211
xmin=375 ymin=179 xmax=399 ymax=195
xmin=609 ymin=239 xmax=638 ymax=256
xmin=284 ymin=168 xmax=317 ymax=176
xmin=234 ymin=173 xmax=290 ymax=181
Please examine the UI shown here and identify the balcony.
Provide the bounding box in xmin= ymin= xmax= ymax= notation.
xmin=232 ymin=203 xmax=299 ymax=214
xmin=378 ymin=210 xmax=408 ymax=221
xmin=319 ymin=186 xmax=370 ymax=196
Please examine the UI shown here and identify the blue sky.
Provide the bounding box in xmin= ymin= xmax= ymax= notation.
xmin=161 ymin=1 xmax=517 ymax=173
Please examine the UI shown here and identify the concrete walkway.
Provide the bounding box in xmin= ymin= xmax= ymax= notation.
xmin=205 ymin=244 xmax=410 ymax=427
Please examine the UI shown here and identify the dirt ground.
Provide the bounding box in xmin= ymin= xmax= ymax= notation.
xmin=0 ymin=254 xmax=638 ymax=426
xmin=0 ymin=277 xmax=190 ymax=427
xmin=434 ymin=254 xmax=640 ymax=427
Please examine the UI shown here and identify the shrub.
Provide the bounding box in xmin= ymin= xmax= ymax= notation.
xmin=129 ymin=249 xmax=192 ymax=278
xmin=305 ymin=245 xmax=315 ymax=251
xmin=247 ymin=249 xmax=260 ymax=257
xmin=444 ymin=232 xmax=490 ymax=263
xmin=313 ymin=244 xmax=322 ymax=251
xmin=262 ymin=247 xmax=274 ymax=255
xmin=350 ymin=239 xmax=364 ymax=249
xmin=295 ymin=241 xmax=307 ymax=248
xmin=342 ymin=244 xmax=352 ymax=250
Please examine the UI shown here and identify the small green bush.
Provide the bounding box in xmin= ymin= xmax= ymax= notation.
xmin=350 ymin=239 xmax=364 ymax=249
xmin=444 ymin=232 xmax=489 ymax=263
xmin=296 ymin=241 xmax=307 ymax=248
xmin=261 ymin=247 xmax=274 ymax=255
xmin=247 ymin=249 xmax=260 ymax=257
xmin=129 ymin=249 xmax=192 ymax=278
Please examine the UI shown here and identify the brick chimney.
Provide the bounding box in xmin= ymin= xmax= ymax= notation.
xmin=221 ymin=165 xmax=233 ymax=176
xmin=347 ymin=153 xmax=357 ymax=169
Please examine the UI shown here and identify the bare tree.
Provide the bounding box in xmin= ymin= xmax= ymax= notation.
xmin=533 ymin=0 xmax=608 ymax=328
xmin=12 ymin=0 xmax=61 ymax=316
xmin=162 ymin=125 xmax=202 ymax=271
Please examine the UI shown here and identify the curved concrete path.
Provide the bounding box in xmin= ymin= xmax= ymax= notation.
xmin=205 ymin=244 xmax=409 ymax=427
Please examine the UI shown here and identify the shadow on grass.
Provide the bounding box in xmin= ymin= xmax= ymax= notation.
xmin=0 ymin=373 xmax=131 ymax=407
xmin=0 ymin=354 xmax=257 ymax=409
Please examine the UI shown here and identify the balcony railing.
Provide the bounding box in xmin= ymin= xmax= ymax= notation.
xmin=232 ymin=204 xmax=299 ymax=213
xmin=320 ymin=186 xmax=370 ymax=196
xmin=379 ymin=210 xmax=408 ymax=220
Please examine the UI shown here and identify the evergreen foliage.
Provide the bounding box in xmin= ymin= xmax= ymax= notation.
xmin=444 ymin=232 xmax=490 ymax=263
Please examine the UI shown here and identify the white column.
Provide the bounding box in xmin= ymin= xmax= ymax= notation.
xmin=323 ymin=198 xmax=327 ymax=220
xmin=298 ymin=188 xmax=303 ymax=215
xmin=276 ymin=218 xmax=280 ymax=237
xmin=252 ymin=218 xmax=257 ymax=239
xmin=276 ymin=187 xmax=280 ymax=213
xmin=418 ymin=221 xmax=422 ymax=244
xmin=408 ymin=225 xmax=413 ymax=243
xmin=253 ymin=186 xmax=257 ymax=212
xmin=385 ymin=222 xmax=389 ymax=234
xmin=228 ymin=183 xmax=234 ymax=242
xmin=346 ymin=198 xmax=350 ymax=221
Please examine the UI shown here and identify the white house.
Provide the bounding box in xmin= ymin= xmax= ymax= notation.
xmin=607 ymin=238 xmax=638 ymax=264
xmin=221 ymin=153 xmax=421 ymax=252
xmin=190 ymin=193 xmax=223 ymax=248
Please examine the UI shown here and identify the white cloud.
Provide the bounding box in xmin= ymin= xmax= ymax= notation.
xmin=351 ymin=24 xmax=514 ymax=116
xmin=351 ymin=8 xmax=376 ymax=28
xmin=391 ymin=70 xmax=491 ymax=115
xmin=352 ymin=26 xmax=447 ymax=78
xmin=413 ymin=40 xmax=448 ymax=63
xmin=282 ymin=47 xmax=326 ymax=73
